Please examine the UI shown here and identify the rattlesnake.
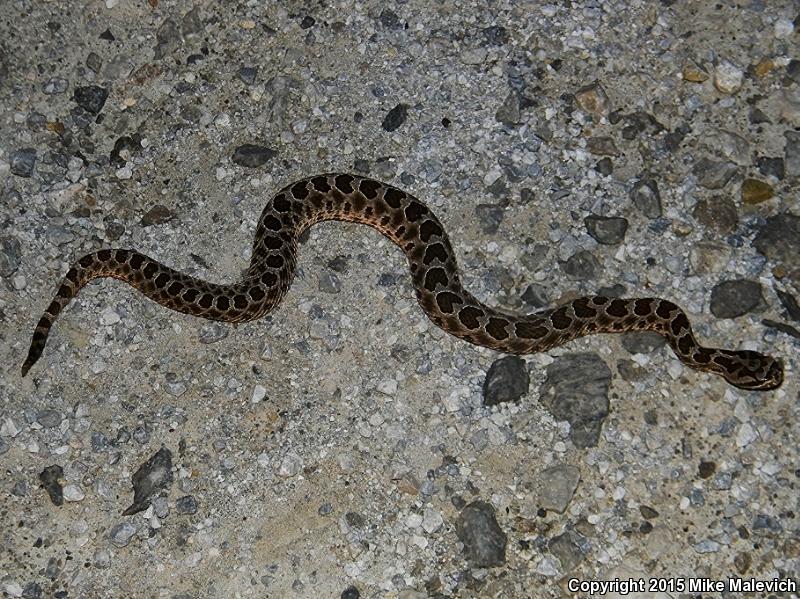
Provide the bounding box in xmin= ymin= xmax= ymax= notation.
xmin=22 ymin=173 xmax=783 ymax=390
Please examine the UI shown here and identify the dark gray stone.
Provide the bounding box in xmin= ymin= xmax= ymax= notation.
xmin=318 ymin=272 xmax=341 ymax=294
xmin=109 ymin=522 xmax=137 ymax=547
xmin=455 ymin=501 xmax=507 ymax=567
xmin=482 ymin=356 xmax=529 ymax=406
xmin=123 ymin=447 xmax=173 ymax=515
xmin=238 ymin=66 xmax=258 ymax=85
xmin=709 ymin=279 xmax=765 ymax=319
xmin=341 ymin=586 xmax=361 ymax=599
xmin=521 ymin=283 xmax=549 ymax=308
xmin=10 ymin=148 xmax=36 ymax=177
xmin=176 ymin=495 xmax=198 ymax=515
xmin=561 ymin=250 xmax=600 ymax=280
xmin=693 ymin=158 xmax=737 ymax=189
xmin=42 ymin=77 xmax=68 ymax=94
xmin=539 ymin=353 xmax=611 ymax=448
xmin=381 ymin=103 xmax=408 ymax=132
xmin=752 ymin=213 xmax=800 ymax=267
xmin=86 ymin=52 xmax=102 ymax=73
xmin=630 ymin=178 xmax=661 ymax=218
xmin=379 ymin=9 xmax=401 ymax=29
xmin=621 ymin=331 xmax=666 ymax=354
xmin=756 ymin=156 xmax=784 ymax=180
xmin=0 ymin=236 xmax=22 ymax=276
xmin=774 ymin=288 xmax=800 ymax=322
xmin=36 ymin=409 xmax=62 ymax=428
xmin=231 ymin=144 xmax=277 ymax=168
xmin=584 ymin=215 xmax=628 ymax=245
xmin=39 ymin=465 xmax=64 ymax=506
xmin=73 ymin=85 xmax=109 ymax=114
xmin=474 ymin=203 xmax=504 ymax=234
xmin=785 ymin=131 xmax=800 ymax=177
xmin=549 ymin=531 xmax=585 ymax=571
xmin=538 ymin=464 xmax=580 ymax=513
xmin=495 ymin=91 xmax=521 ymax=126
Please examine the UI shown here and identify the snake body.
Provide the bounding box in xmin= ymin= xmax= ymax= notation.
xmin=22 ymin=173 xmax=783 ymax=390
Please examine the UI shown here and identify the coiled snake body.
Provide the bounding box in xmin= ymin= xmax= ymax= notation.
xmin=23 ymin=173 xmax=783 ymax=390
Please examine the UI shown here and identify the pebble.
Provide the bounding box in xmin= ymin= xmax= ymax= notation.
xmin=341 ymin=586 xmax=360 ymax=599
xmin=9 ymin=148 xmax=36 ymax=177
xmin=574 ymin=82 xmax=610 ymax=116
xmin=318 ymin=272 xmax=341 ymax=294
xmin=123 ymin=447 xmax=173 ymax=516
xmin=175 ymin=495 xmax=198 ymax=515
xmin=682 ymin=63 xmax=709 ymax=83
xmin=455 ymin=501 xmax=507 ymax=567
xmin=713 ymin=130 xmax=750 ymax=165
xmin=709 ymin=280 xmax=764 ymax=319
xmin=548 ymin=532 xmax=584 ymax=570
xmin=693 ymin=158 xmax=737 ymax=189
xmin=740 ymin=178 xmax=774 ymax=204
xmin=521 ymin=283 xmax=549 ymax=308
xmin=140 ymin=205 xmax=175 ymax=226
xmin=278 ymin=452 xmax=302 ymax=477
xmin=251 ymin=384 xmax=267 ymax=403
xmin=584 ymin=215 xmax=628 ymax=245
xmin=537 ymin=464 xmax=581 ymax=513
xmin=736 ymin=422 xmax=757 ymax=447
xmin=713 ymin=60 xmax=744 ymax=94
xmin=481 ymin=356 xmax=529 ymax=406
xmin=621 ymin=331 xmax=665 ymax=354
xmin=238 ymin=66 xmax=258 ymax=85
xmin=421 ymin=508 xmax=443 ymax=533
xmin=630 ymin=177 xmax=662 ymax=218
xmin=36 ymin=409 xmax=62 ymax=428
xmin=382 ymin=103 xmax=408 ymax=132
xmin=539 ymin=353 xmax=611 ymax=448
xmin=689 ymin=241 xmax=732 ymax=274
xmin=586 ymin=136 xmax=619 ymax=156
xmin=785 ymin=131 xmax=800 ymax=177
xmin=752 ymin=214 xmax=800 ymax=266
xmin=231 ymin=144 xmax=277 ymax=168
xmin=474 ymin=204 xmax=504 ymax=234
xmin=39 ymin=465 xmax=64 ymax=506
xmin=561 ymin=250 xmax=600 ymax=280
xmin=109 ymin=522 xmax=137 ymax=547
xmin=63 ymin=484 xmax=85 ymax=502
xmin=692 ymin=195 xmax=738 ymax=234
xmin=198 ymin=322 xmax=228 ymax=344
xmin=43 ymin=77 xmax=68 ymax=94
xmin=12 ymin=274 xmax=26 ymax=290
xmin=495 ymin=91 xmax=521 ymax=126
xmin=756 ymin=156 xmax=784 ymax=180
xmin=73 ymin=85 xmax=109 ymax=114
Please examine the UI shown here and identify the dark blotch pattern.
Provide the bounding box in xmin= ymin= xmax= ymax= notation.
xmin=419 ymin=220 xmax=443 ymax=242
xmin=486 ymin=317 xmax=510 ymax=340
xmin=360 ymin=179 xmax=381 ymax=199
xmin=291 ymin=182 xmax=309 ymax=199
xmin=458 ymin=306 xmax=485 ymax=329
xmin=405 ymin=201 xmax=428 ymax=222
xmin=384 ymin=187 xmax=405 ymax=208
xmin=423 ymin=243 xmax=449 ymax=265
xmin=435 ymin=291 xmax=462 ymax=314
xmin=423 ymin=267 xmax=449 ymax=292
xmin=312 ymin=176 xmax=331 ymax=193
xmin=334 ymin=174 xmax=354 ymax=193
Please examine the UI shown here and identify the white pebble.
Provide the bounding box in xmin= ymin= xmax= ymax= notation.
xmin=736 ymin=422 xmax=757 ymax=447
xmin=90 ymin=359 xmax=108 ymax=374
xmin=536 ymin=556 xmax=559 ymax=576
xmin=105 ymin=0 xmax=119 ymax=7
xmin=214 ymin=112 xmax=231 ymax=128
xmin=63 ymin=484 xmax=85 ymax=502
xmin=421 ymin=508 xmax=443 ymax=533
xmin=116 ymin=165 xmax=133 ymax=179
xmin=405 ymin=513 xmax=423 ymax=529
xmin=714 ymin=60 xmax=744 ymax=94
xmin=774 ymin=18 xmax=795 ymax=38
xmin=12 ymin=275 xmax=26 ymax=290
xmin=101 ymin=308 xmax=120 ymax=325
xmin=251 ymin=384 xmax=267 ymax=403
xmin=377 ymin=379 xmax=397 ymax=396
xmin=1 ymin=417 xmax=21 ymax=437
xmin=278 ymin=452 xmax=302 ymax=477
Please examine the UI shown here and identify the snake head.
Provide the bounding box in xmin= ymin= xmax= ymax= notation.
xmin=724 ymin=351 xmax=784 ymax=391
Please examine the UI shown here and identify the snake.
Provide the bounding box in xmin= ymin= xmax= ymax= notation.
xmin=22 ymin=173 xmax=783 ymax=390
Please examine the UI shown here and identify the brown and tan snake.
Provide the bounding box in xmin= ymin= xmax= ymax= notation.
xmin=22 ymin=173 xmax=783 ymax=390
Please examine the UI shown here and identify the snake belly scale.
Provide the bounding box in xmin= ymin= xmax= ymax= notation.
xmin=22 ymin=173 xmax=783 ymax=390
